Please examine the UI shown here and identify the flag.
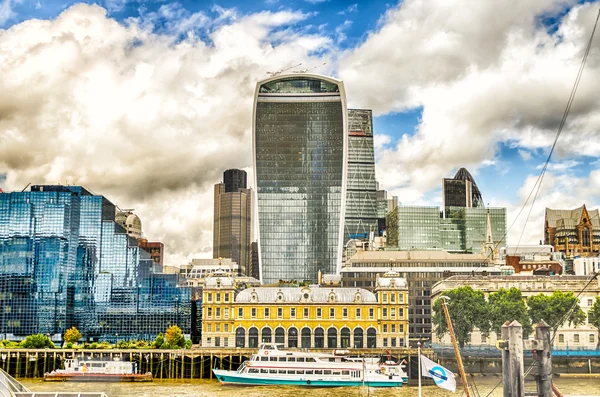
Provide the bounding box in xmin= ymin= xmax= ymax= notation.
xmin=420 ymin=355 xmax=456 ymax=392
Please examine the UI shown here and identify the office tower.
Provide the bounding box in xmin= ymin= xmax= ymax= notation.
xmin=253 ymin=74 xmax=347 ymax=283
xmin=344 ymin=109 xmax=378 ymax=244
xmin=0 ymin=185 xmax=190 ymax=341
xmin=213 ymin=170 xmax=252 ymax=275
xmin=442 ymin=167 xmax=484 ymax=209
xmin=223 ymin=169 xmax=247 ymax=193
xmin=545 ymin=205 xmax=600 ymax=258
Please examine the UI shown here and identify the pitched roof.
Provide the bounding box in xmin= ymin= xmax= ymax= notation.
xmin=235 ymin=287 xmax=377 ymax=303
xmin=546 ymin=206 xmax=600 ymax=229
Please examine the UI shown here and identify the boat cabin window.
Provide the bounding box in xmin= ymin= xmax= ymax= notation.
xmin=287 ymin=370 xmax=295 ymax=374
xmin=269 ymin=357 xmax=277 ymax=362
xmin=333 ymin=371 xmax=341 ymax=375
xmin=297 ymin=370 xmax=304 ymax=374
xmin=314 ymin=370 xmax=323 ymax=375
xmin=305 ymin=370 xmax=314 ymax=375
xmin=342 ymin=370 xmax=350 ymax=375
xmin=297 ymin=357 xmax=305 ymax=362
xmin=278 ymin=370 xmax=286 ymax=374
xmin=323 ymin=370 xmax=332 ymax=375
xmin=278 ymin=357 xmax=286 ymax=362
xmin=306 ymin=358 xmax=316 ymax=362
xmin=269 ymin=369 xmax=277 ymax=374
xmin=328 ymin=358 xmax=336 ymax=362
xmin=260 ymin=369 xmax=268 ymax=373
xmin=288 ymin=357 xmax=296 ymax=362
xmin=249 ymin=369 xmax=259 ymax=373
xmin=260 ymin=357 xmax=268 ymax=361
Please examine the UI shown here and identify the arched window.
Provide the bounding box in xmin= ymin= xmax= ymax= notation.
xmin=367 ymin=328 xmax=377 ymax=348
xmin=301 ymin=327 xmax=312 ymax=348
xmin=261 ymin=327 xmax=272 ymax=343
xmin=314 ymin=327 xmax=324 ymax=348
xmin=583 ymin=228 xmax=591 ymax=246
xmin=340 ymin=327 xmax=350 ymax=348
xmin=327 ymin=328 xmax=337 ymax=349
xmin=354 ymin=328 xmax=364 ymax=348
xmin=235 ymin=327 xmax=245 ymax=348
xmin=275 ymin=327 xmax=285 ymax=345
xmin=248 ymin=327 xmax=259 ymax=348
xmin=288 ymin=327 xmax=298 ymax=348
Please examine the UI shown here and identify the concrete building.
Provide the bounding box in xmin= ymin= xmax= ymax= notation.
xmin=253 ymin=74 xmax=348 ymax=283
xmin=137 ymin=239 xmax=165 ymax=267
xmin=431 ymin=275 xmax=600 ymax=350
xmin=213 ymin=169 xmax=252 ymax=276
xmin=201 ymin=271 xmax=408 ymax=349
xmin=573 ymin=257 xmax=600 ymax=276
xmin=115 ymin=209 xmax=142 ymax=239
xmin=545 ymin=205 xmax=600 ymax=258
xmin=340 ymin=249 xmax=497 ymax=344
xmin=344 ymin=109 xmax=378 ymax=244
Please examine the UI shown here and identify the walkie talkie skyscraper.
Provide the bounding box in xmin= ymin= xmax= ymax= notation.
xmin=253 ymin=74 xmax=348 ymax=284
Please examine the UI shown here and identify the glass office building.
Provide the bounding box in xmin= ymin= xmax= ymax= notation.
xmin=442 ymin=167 xmax=484 ymax=209
xmin=0 ymin=185 xmax=190 ymax=342
xmin=344 ymin=109 xmax=378 ymax=244
xmin=397 ymin=205 xmax=506 ymax=254
xmin=253 ymin=75 xmax=348 ymax=283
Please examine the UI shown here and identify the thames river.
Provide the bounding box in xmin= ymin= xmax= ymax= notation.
xmin=21 ymin=377 xmax=600 ymax=396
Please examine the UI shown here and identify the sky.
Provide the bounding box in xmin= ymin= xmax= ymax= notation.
xmin=1 ymin=0 xmax=600 ymax=265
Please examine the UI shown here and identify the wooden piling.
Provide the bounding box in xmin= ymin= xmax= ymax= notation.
xmin=508 ymin=320 xmax=524 ymax=397
xmin=535 ymin=320 xmax=552 ymax=397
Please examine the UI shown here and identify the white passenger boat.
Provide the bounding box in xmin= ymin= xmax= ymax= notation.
xmin=44 ymin=358 xmax=153 ymax=382
xmin=213 ymin=344 xmax=408 ymax=387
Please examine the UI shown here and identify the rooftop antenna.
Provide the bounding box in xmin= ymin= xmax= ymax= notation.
xmin=292 ymin=62 xmax=327 ymax=74
xmin=266 ymin=63 xmax=302 ymax=77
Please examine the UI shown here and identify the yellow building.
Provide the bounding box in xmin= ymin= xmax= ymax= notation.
xmin=201 ymin=271 xmax=409 ymax=349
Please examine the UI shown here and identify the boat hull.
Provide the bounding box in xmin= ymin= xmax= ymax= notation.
xmin=213 ymin=369 xmax=405 ymax=387
xmin=44 ymin=372 xmax=153 ymax=382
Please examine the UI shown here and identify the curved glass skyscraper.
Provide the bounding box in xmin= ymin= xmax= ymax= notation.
xmin=253 ymin=74 xmax=347 ymax=283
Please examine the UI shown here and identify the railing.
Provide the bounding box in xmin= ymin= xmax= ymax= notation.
xmin=432 ymin=344 xmax=600 ymax=357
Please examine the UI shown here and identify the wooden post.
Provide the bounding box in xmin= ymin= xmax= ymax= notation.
xmin=200 ymin=354 xmax=204 ymax=379
xmin=160 ymin=352 xmax=164 ymax=380
xmin=181 ymin=352 xmax=185 ymax=379
xmin=508 ymin=321 xmax=524 ymax=397
xmin=441 ymin=297 xmax=470 ymax=397
xmin=191 ymin=353 xmax=194 ymax=379
xmin=535 ymin=320 xmax=552 ymax=397
xmin=501 ymin=321 xmax=510 ymax=397
xmin=210 ymin=353 xmax=213 ymax=380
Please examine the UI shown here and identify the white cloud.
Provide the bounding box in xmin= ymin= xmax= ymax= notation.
xmin=518 ymin=149 xmax=532 ymax=161
xmin=339 ymin=0 xmax=600 ymax=203
xmin=0 ymin=4 xmax=333 ymax=265
xmin=0 ymin=0 xmax=16 ymax=26
xmin=338 ymin=4 xmax=357 ymax=15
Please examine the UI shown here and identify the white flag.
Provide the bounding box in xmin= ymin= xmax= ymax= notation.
xmin=420 ymin=355 xmax=456 ymax=392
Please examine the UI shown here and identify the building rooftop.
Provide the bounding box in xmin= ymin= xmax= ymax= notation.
xmin=235 ymin=287 xmax=377 ymax=303
xmin=546 ymin=205 xmax=600 ymax=229
xmin=348 ymin=250 xmax=488 ymax=262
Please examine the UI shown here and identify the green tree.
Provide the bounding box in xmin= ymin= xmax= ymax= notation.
xmin=587 ymin=296 xmax=600 ymax=348
xmin=63 ymin=327 xmax=82 ymax=344
xmin=488 ymin=288 xmax=532 ymax=337
xmin=165 ymin=325 xmax=185 ymax=348
xmin=153 ymin=333 xmax=165 ymax=349
xmin=21 ymin=334 xmax=55 ymax=349
xmin=528 ymin=291 xmax=586 ymax=329
xmin=432 ymin=286 xmax=490 ymax=348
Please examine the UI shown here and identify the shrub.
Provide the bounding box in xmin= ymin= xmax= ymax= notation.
xmin=165 ymin=325 xmax=182 ymax=347
xmin=89 ymin=342 xmax=99 ymax=349
xmin=21 ymin=334 xmax=55 ymax=349
xmin=99 ymin=341 xmax=112 ymax=349
xmin=153 ymin=333 xmax=164 ymax=349
xmin=185 ymin=340 xmax=192 ymax=349
xmin=65 ymin=342 xmax=73 ymax=349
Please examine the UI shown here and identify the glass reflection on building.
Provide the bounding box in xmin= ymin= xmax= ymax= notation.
xmin=0 ymin=185 xmax=190 ymax=341
xmin=253 ymin=75 xmax=348 ymax=283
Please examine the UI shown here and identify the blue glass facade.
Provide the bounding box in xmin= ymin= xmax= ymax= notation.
xmin=253 ymin=75 xmax=348 ymax=284
xmin=0 ymin=185 xmax=190 ymax=341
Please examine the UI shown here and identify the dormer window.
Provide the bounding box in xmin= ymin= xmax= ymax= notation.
xmin=328 ymin=291 xmax=336 ymax=303
xmin=354 ymin=292 xmax=362 ymax=303
xmin=251 ymin=291 xmax=258 ymax=303
xmin=277 ymin=292 xmax=284 ymax=302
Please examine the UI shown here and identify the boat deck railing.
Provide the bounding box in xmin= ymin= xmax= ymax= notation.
xmin=0 ymin=368 xmax=108 ymax=397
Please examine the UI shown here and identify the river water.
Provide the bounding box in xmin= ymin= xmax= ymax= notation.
xmin=20 ymin=377 xmax=600 ymax=396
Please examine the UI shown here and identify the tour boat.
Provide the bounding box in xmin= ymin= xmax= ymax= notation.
xmin=213 ymin=344 xmax=408 ymax=387
xmin=44 ymin=358 xmax=153 ymax=382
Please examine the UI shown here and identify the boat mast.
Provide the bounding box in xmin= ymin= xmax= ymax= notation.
xmin=440 ymin=296 xmax=470 ymax=397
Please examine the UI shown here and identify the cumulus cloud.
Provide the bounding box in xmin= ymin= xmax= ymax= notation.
xmin=0 ymin=4 xmax=333 ymax=264
xmin=339 ymin=0 xmax=600 ymax=211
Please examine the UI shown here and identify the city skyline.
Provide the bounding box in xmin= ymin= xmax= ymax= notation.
xmin=1 ymin=1 xmax=600 ymax=265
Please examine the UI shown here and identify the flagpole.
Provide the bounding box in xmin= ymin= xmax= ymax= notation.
xmin=441 ymin=296 xmax=470 ymax=397
xmin=418 ymin=341 xmax=422 ymax=397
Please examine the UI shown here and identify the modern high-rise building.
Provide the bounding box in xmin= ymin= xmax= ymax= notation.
xmin=213 ymin=169 xmax=252 ymax=275
xmin=0 ymin=185 xmax=191 ymax=342
xmin=253 ymin=74 xmax=348 ymax=283
xmin=223 ymin=169 xmax=247 ymax=193
xmin=442 ymin=167 xmax=484 ymax=210
xmin=344 ymin=109 xmax=377 ymax=243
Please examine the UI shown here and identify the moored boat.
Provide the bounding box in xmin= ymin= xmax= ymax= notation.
xmin=213 ymin=343 xmax=408 ymax=387
xmin=44 ymin=358 xmax=153 ymax=382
